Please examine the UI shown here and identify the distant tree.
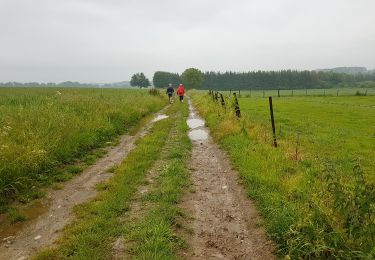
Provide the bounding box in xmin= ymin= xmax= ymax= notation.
xmin=153 ymin=71 xmax=180 ymax=88
xmin=181 ymin=68 xmax=203 ymax=89
xmin=130 ymin=73 xmax=151 ymax=88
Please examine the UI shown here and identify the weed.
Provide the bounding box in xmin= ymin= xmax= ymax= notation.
xmin=8 ymin=208 xmax=26 ymax=223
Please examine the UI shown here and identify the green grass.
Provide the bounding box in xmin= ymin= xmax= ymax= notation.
xmin=191 ymin=91 xmax=375 ymax=259
xmin=8 ymin=207 xmax=26 ymax=223
xmin=122 ymin=102 xmax=191 ymax=259
xmin=34 ymin=102 xmax=191 ymax=259
xmin=0 ymin=88 xmax=165 ymax=211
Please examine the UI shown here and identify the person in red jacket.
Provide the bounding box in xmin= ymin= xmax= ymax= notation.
xmin=176 ymin=83 xmax=185 ymax=102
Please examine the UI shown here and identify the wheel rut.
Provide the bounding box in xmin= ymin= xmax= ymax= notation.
xmin=182 ymin=98 xmax=275 ymax=259
xmin=0 ymin=106 xmax=169 ymax=260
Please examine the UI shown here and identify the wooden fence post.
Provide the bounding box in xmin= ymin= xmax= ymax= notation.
xmin=233 ymin=93 xmax=241 ymax=118
xmin=268 ymin=96 xmax=278 ymax=147
xmin=220 ymin=93 xmax=226 ymax=108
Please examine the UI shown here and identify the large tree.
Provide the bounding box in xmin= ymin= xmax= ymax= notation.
xmin=153 ymin=71 xmax=180 ymax=88
xmin=130 ymin=73 xmax=150 ymax=88
xmin=181 ymin=68 xmax=203 ymax=89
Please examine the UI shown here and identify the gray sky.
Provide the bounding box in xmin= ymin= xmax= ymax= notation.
xmin=1 ymin=0 xmax=374 ymax=83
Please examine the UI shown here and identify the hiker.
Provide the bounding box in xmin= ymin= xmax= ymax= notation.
xmin=177 ymin=83 xmax=185 ymax=102
xmin=166 ymin=83 xmax=174 ymax=103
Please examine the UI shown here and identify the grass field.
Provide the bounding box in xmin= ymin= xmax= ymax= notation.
xmin=191 ymin=92 xmax=375 ymax=259
xmin=0 ymin=88 xmax=165 ymax=212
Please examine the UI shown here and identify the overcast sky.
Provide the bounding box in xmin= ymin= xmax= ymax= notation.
xmin=1 ymin=0 xmax=374 ymax=83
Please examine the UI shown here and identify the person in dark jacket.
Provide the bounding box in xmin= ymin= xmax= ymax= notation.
xmin=166 ymin=83 xmax=174 ymax=103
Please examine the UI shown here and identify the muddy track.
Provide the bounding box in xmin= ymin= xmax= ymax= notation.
xmin=182 ymin=99 xmax=275 ymax=259
xmin=0 ymin=106 xmax=169 ymax=260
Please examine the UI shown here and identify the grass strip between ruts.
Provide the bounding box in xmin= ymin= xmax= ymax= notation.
xmin=121 ymin=102 xmax=191 ymax=259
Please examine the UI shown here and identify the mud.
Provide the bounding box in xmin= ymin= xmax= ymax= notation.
xmin=0 ymin=107 xmax=168 ymax=260
xmin=182 ymin=99 xmax=275 ymax=259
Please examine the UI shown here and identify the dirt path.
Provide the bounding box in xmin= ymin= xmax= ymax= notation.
xmin=182 ymin=99 xmax=275 ymax=259
xmin=0 ymin=107 xmax=169 ymax=260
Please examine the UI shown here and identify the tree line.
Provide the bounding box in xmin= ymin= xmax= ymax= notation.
xmin=150 ymin=69 xmax=375 ymax=90
xmin=201 ymin=70 xmax=375 ymax=90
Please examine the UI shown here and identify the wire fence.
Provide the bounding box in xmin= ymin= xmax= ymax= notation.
xmin=217 ymin=87 xmax=375 ymax=98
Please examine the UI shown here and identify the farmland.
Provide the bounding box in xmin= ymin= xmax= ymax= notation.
xmin=190 ymin=92 xmax=375 ymax=258
xmin=0 ymin=88 xmax=165 ymax=212
xmin=0 ymin=86 xmax=374 ymax=259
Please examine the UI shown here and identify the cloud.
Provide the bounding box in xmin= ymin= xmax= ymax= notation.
xmin=0 ymin=0 xmax=374 ymax=82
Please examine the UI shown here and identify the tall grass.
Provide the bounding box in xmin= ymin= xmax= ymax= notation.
xmin=0 ymin=88 xmax=165 ymax=210
xmin=191 ymin=92 xmax=375 ymax=259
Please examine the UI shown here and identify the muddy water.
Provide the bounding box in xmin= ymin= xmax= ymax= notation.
xmin=188 ymin=129 xmax=208 ymax=141
xmin=152 ymin=114 xmax=169 ymax=122
xmin=187 ymin=118 xmax=204 ymax=129
xmin=187 ymin=99 xmax=208 ymax=142
xmin=0 ymin=201 xmax=48 ymax=239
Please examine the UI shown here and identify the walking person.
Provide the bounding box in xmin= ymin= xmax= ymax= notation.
xmin=177 ymin=83 xmax=185 ymax=102
xmin=166 ymin=83 xmax=174 ymax=103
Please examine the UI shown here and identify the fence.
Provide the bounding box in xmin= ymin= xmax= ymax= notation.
xmin=208 ymin=87 xmax=374 ymax=148
xmin=209 ymin=89 xmax=278 ymax=147
xmin=221 ymin=87 xmax=375 ymax=98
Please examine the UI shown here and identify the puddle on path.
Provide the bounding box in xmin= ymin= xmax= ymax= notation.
xmin=187 ymin=99 xmax=208 ymax=141
xmin=188 ymin=129 xmax=208 ymax=141
xmin=187 ymin=118 xmax=205 ymax=129
xmin=152 ymin=114 xmax=169 ymax=122
xmin=0 ymin=200 xmax=49 ymax=239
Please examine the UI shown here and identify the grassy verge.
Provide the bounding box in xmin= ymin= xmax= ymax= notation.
xmin=34 ymin=102 xmax=190 ymax=259
xmin=122 ymin=102 xmax=191 ymax=259
xmin=190 ymin=91 xmax=375 ymax=259
xmin=0 ymin=88 xmax=165 ymax=212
